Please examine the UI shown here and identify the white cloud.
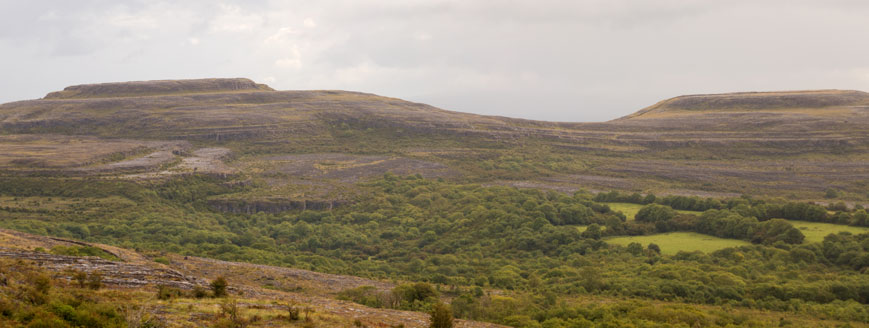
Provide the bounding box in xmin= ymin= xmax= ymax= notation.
xmin=275 ymin=46 xmax=302 ymax=69
xmin=264 ymin=27 xmax=298 ymax=45
xmin=303 ymin=18 xmax=316 ymax=28
xmin=209 ymin=4 xmax=262 ymax=32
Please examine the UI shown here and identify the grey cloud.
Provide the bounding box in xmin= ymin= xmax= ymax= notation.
xmin=1 ymin=1 xmax=868 ymax=122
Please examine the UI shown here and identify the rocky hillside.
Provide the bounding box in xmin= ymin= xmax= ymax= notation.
xmin=0 ymin=228 xmax=504 ymax=328
xmin=1 ymin=78 xmax=868 ymax=203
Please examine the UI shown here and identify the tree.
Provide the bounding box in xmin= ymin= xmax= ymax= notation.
xmin=627 ymin=242 xmax=643 ymax=256
xmin=87 ymin=272 xmax=102 ymax=290
xmin=581 ymin=224 xmax=602 ymax=240
xmin=73 ymin=270 xmax=88 ymax=288
xmin=429 ymin=302 xmax=454 ymax=328
xmin=648 ymin=243 xmax=661 ymax=254
xmin=751 ymin=219 xmax=804 ymax=244
xmin=635 ymin=204 xmax=676 ymax=224
xmin=211 ymin=276 xmax=228 ymax=297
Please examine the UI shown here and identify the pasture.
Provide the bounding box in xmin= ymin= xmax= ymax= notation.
xmin=786 ymin=220 xmax=869 ymax=243
xmin=606 ymin=202 xmax=700 ymax=220
xmin=606 ymin=232 xmax=751 ymax=255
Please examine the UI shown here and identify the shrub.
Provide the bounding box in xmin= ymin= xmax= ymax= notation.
xmin=216 ymin=299 xmax=247 ymax=328
xmin=287 ymin=303 xmax=300 ymax=321
xmin=635 ymin=204 xmax=676 ymax=224
xmin=429 ymin=302 xmax=453 ymax=328
xmin=211 ymin=277 xmax=228 ymax=298
xmin=157 ymin=285 xmax=184 ymax=300
xmin=648 ymin=243 xmax=661 ymax=254
xmin=73 ymin=271 xmax=88 ymax=288
xmin=192 ymin=286 xmax=209 ymax=298
xmin=87 ymin=272 xmax=102 ymax=290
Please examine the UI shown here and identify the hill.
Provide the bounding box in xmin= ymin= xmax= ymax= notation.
xmin=2 ymin=79 xmax=869 ymax=327
xmin=2 ymin=79 xmax=867 ymax=203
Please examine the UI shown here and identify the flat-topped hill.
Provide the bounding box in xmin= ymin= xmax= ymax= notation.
xmin=1 ymin=78 xmax=869 ymax=215
xmin=44 ymin=78 xmax=274 ymax=99
xmin=622 ymin=89 xmax=869 ymax=119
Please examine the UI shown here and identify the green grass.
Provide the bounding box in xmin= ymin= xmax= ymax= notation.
xmin=605 ymin=232 xmax=751 ymax=255
xmin=606 ymin=202 xmax=700 ymax=220
xmin=784 ymin=220 xmax=869 ymax=243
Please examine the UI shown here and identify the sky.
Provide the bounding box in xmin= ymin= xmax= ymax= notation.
xmin=1 ymin=1 xmax=869 ymax=122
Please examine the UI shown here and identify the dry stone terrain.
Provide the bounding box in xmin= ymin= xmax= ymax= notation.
xmin=0 ymin=228 xmax=505 ymax=328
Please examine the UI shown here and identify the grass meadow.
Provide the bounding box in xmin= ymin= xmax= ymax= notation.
xmin=606 ymin=232 xmax=751 ymax=255
xmin=606 ymin=202 xmax=701 ymax=220
xmin=786 ymin=220 xmax=869 ymax=243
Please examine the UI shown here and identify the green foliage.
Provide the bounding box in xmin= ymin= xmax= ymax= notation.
xmin=3 ymin=175 xmax=869 ymax=326
xmin=157 ymin=285 xmax=184 ymax=300
xmin=0 ymin=261 xmax=126 ymax=328
xmin=635 ymin=204 xmax=676 ymax=224
xmin=429 ymin=302 xmax=453 ymax=328
xmin=49 ymin=246 xmax=119 ymax=261
xmin=211 ymin=277 xmax=228 ymax=298
xmin=87 ymin=272 xmax=102 ymax=290
xmin=751 ymin=219 xmax=805 ymax=244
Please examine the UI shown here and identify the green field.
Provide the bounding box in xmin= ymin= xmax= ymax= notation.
xmin=606 ymin=232 xmax=751 ymax=255
xmin=606 ymin=202 xmax=701 ymax=220
xmin=785 ymin=220 xmax=869 ymax=243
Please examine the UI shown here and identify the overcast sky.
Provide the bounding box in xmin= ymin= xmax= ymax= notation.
xmin=1 ymin=1 xmax=868 ymax=121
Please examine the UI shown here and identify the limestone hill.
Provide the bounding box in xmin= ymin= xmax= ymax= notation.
xmin=1 ymin=79 xmax=868 ymax=202
xmin=620 ymin=89 xmax=869 ymax=119
xmin=44 ymin=78 xmax=274 ymax=99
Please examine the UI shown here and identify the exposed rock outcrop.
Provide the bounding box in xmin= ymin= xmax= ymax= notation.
xmin=44 ymin=78 xmax=274 ymax=99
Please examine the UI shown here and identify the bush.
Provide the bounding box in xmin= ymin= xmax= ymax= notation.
xmin=216 ymin=299 xmax=247 ymax=328
xmin=287 ymin=303 xmax=300 ymax=321
xmin=429 ymin=302 xmax=453 ymax=328
xmin=635 ymin=204 xmax=676 ymax=224
xmin=87 ymin=272 xmax=102 ymax=290
xmin=211 ymin=277 xmax=228 ymax=298
xmin=751 ymin=219 xmax=805 ymax=245
xmin=192 ymin=286 xmax=209 ymax=298
xmin=157 ymin=285 xmax=184 ymax=300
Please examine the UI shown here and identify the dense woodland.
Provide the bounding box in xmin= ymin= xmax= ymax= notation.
xmin=1 ymin=175 xmax=868 ymax=327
